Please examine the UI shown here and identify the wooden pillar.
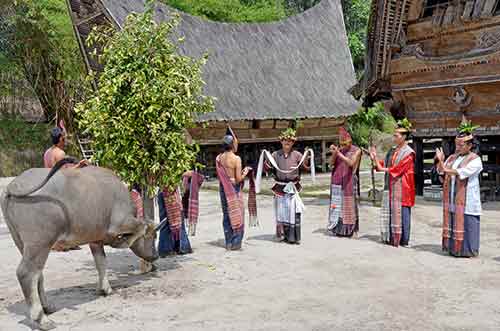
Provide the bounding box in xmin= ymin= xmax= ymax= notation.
xmin=321 ymin=140 xmax=327 ymax=173
xmin=496 ymin=153 xmax=500 ymax=187
xmin=414 ymin=137 xmax=424 ymax=196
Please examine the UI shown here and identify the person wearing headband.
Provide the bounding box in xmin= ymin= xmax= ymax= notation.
xmin=264 ymin=128 xmax=311 ymax=245
xmin=328 ymin=127 xmax=362 ymax=238
xmin=435 ymin=120 xmax=482 ymax=257
xmin=216 ymin=131 xmax=251 ymax=250
xmin=369 ymin=118 xmax=415 ymax=247
xmin=43 ymin=126 xmax=87 ymax=169
xmin=44 ymin=125 xmax=88 ymax=252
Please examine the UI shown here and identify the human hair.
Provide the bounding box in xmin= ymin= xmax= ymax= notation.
xmin=51 ymin=127 xmax=64 ymax=145
xmin=395 ymin=129 xmax=410 ymax=141
xmin=457 ymin=133 xmax=479 ymax=153
xmin=401 ymin=131 xmax=411 ymax=141
xmin=222 ymin=143 xmax=233 ymax=151
xmin=132 ymin=183 xmax=142 ymax=193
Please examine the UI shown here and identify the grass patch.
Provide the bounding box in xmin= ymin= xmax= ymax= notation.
xmin=163 ymin=0 xmax=289 ymax=22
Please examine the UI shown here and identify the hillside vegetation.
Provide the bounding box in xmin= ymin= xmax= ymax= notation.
xmin=163 ymin=0 xmax=289 ymax=22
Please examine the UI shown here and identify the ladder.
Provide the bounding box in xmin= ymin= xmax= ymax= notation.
xmin=77 ymin=136 xmax=96 ymax=163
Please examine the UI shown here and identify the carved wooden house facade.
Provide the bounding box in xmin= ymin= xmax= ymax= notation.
xmin=352 ymin=0 xmax=500 ymax=197
xmin=65 ymin=0 xmax=358 ymax=174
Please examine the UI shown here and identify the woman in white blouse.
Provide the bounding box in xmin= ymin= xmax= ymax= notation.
xmin=436 ymin=132 xmax=483 ymax=257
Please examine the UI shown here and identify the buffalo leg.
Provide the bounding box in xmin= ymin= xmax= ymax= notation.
xmin=17 ymin=247 xmax=55 ymax=331
xmin=39 ymin=274 xmax=56 ymax=314
xmin=89 ymin=242 xmax=112 ymax=296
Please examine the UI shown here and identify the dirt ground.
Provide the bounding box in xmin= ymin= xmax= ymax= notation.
xmin=1 ymin=177 xmax=500 ymax=331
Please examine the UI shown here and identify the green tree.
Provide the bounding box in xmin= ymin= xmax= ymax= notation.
xmin=77 ymin=1 xmax=215 ymax=195
xmin=0 ymin=0 xmax=83 ymax=127
xmin=347 ymin=102 xmax=395 ymax=148
xmin=341 ymin=0 xmax=371 ymax=71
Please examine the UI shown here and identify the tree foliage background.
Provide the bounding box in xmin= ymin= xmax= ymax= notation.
xmin=0 ymin=0 xmax=83 ymax=127
xmin=77 ymin=3 xmax=214 ymax=194
xmin=347 ymin=102 xmax=395 ymax=148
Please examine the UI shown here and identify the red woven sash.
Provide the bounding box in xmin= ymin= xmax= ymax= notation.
xmin=216 ymin=156 xmax=244 ymax=233
xmin=442 ymin=153 xmax=478 ymax=254
xmin=163 ymin=188 xmax=183 ymax=240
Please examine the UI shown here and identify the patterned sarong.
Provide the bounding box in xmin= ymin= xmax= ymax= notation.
xmin=182 ymin=171 xmax=204 ymax=236
xmin=328 ymin=145 xmax=359 ymax=234
xmin=442 ymin=153 xmax=478 ymax=254
xmin=216 ymin=156 xmax=244 ymax=233
xmin=379 ymin=145 xmax=413 ymax=246
xmin=328 ymin=184 xmax=343 ymax=229
xmin=274 ymin=182 xmax=304 ymax=225
xmin=247 ymin=168 xmax=258 ymax=227
xmin=163 ymin=188 xmax=183 ymax=241
xmin=130 ymin=189 xmax=144 ymax=219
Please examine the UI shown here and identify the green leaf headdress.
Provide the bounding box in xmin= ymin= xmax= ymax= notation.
xmin=279 ymin=128 xmax=297 ymax=141
xmin=395 ymin=118 xmax=413 ymax=133
xmin=456 ymin=117 xmax=479 ymax=142
xmin=457 ymin=119 xmax=479 ymax=135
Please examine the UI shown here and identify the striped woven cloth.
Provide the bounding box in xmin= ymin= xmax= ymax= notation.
xmin=247 ymin=168 xmax=258 ymax=227
xmin=442 ymin=152 xmax=477 ymax=254
xmin=216 ymin=156 xmax=244 ymax=233
xmin=163 ymin=188 xmax=183 ymax=240
xmin=182 ymin=171 xmax=205 ymax=236
xmin=130 ymin=189 xmax=144 ymax=219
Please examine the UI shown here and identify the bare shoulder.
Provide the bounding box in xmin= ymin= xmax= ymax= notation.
xmin=230 ymin=154 xmax=241 ymax=166
xmin=53 ymin=148 xmax=66 ymax=161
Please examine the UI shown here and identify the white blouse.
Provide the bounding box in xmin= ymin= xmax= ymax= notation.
xmin=449 ymin=156 xmax=483 ymax=216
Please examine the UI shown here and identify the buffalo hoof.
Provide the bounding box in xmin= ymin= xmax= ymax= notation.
xmin=43 ymin=304 xmax=57 ymax=315
xmin=97 ymin=286 xmax=112 ymax=297
xmin=32 ymin=316 xmax=56 ymax=331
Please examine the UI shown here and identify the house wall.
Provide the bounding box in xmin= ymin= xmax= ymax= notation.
xmin=190 ymin=118 xmax=345 ymax=176
xmin=385 ymin=5 xmax=500 ymax=196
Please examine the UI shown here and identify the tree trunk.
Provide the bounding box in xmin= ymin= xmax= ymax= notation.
xmin=370 ymin=164 xmax=377 ymax=205
xmin=141 ymin=189 xmax=155 ymax=221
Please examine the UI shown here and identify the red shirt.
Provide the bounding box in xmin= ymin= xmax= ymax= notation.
xmin=379 ymin=151 xmax=415 ymax=207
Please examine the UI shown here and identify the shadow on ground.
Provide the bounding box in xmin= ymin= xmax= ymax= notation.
xmin=359 ymin=234 xmax=382 ymax=244
xmin=246 ymin=234 xmax=276 ymax=242
xmin=207 ymin=239 xmax=226 ymax=248
xmin=312 ymin=228 xmax=330 ymax=236
xmin=411 ymin=244 xmax=447 ymax=256
xmin=6 ymin=249 xmax=183 ymax=329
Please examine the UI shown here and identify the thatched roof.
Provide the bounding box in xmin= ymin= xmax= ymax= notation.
xmin=86 ymin=0 xmax=359 ymax=121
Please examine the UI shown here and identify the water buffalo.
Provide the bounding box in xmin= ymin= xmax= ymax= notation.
xmin=0 ymin=160 xmax=161 ymax=330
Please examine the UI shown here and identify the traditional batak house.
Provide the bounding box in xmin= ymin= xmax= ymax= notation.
xmin=65 ymin=0 xmax=358 ymax=174
xmin=352 ymin=0 xmax=500 ymax=199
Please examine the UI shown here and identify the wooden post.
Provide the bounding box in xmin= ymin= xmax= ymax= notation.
xmin=496 ymin=153 xmax=500 ymax=188
xmin=414 ymin=137 xmax=424 ymax=196
xmin=321 ymin=140 xmax=327 ymax=173
xmin=370 ymin=164 xmax=377 ymax=205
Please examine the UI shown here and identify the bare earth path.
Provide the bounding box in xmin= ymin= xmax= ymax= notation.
xmin=1 ymin=178 xmax=500 ymax=330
